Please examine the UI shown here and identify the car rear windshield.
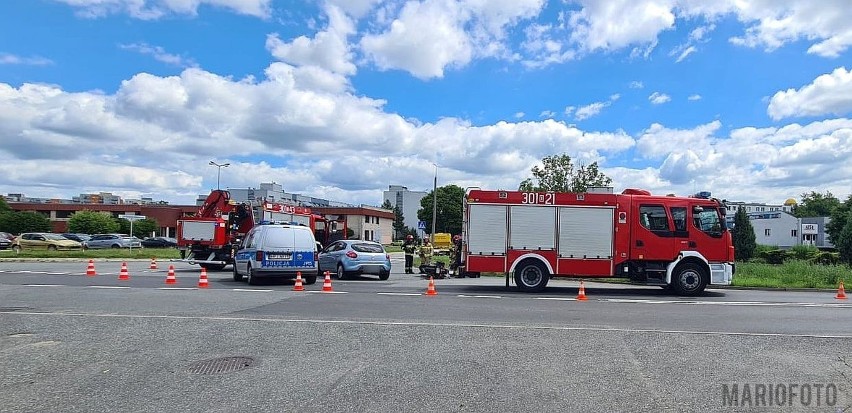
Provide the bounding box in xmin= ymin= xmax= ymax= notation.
xmin=352 ymin=243 xmax=384 ymax=253
xmin=263 ymin=228 xmax=314 ymax=249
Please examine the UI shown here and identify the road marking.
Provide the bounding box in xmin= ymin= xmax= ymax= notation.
xmin=89 ymin=286 xmax=130 ymax=289
xmin=535 ymin=297 xmax=578 ymax=301
xmin=24 ymin=284 xmax=62 ymax=287
xmin=600 ymin=298 xmax=852 ymax=308
xmin=232 ymin=288 xmax=273 ymax=292
xmin=157 ymin=287 xmax=197 ymax=290
xmin=307 ymin=291 xmax=348 ymax=294
xmin=457 ymin=294 xmax=502 ymax=299
xmin=377 ymin=292 xmax=423 ymax=296
xmin=2 ymin=311 xmax=851 ymax=339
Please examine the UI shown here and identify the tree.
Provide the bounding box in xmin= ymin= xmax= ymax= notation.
xmin=0 ymin=211 xmax=52 ymax=234
xmin=827 ymin=195 xmax=852 ymax=265
xmin=67 ymin=210 xmax=119 ymax=234
xmin=392 ymin=206 xmax=406 ymax=240
xmin=731 ymin=208 xmax=756 ymax=261
xmin=417 ymin=184 xmax=465 ymax=236
xmin=519 ymin=153 xmax=612 ymax=192
xmin=117 ymin=218 xmax=159 ymax=238
xmin=0 ymin=196 xmax=11 ymax=214
xmin=381 ymin=199 xmax=393 ymax=210
xmin=794 ymin=191 xmax=840 ymax=218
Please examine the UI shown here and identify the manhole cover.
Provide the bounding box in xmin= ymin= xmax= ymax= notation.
xmin=187 ymin=356 xmax=256 ymax=375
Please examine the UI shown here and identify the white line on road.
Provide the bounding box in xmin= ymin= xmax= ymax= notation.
xmin=24 ymin=284 xmax=63 ymax=287
xmin=88 ymin=286 xmax=131 ymax=289
xmin=457 ymin=294 xmax=502 ymax=299
xmin=232 ymin=288 xmax=273 ymax=292
xmin=157 ymin=287 xmax=197 ymax=290
xmin=377 ymin=292 xmax=423 ymax=296
xmin=2 ymin=311 xmax=851 ymax=339
xmin=600 ymin=298 xmax=852 ymax=308
xmin=306 ymin=291 xmax=348 ymax=294
xmin=535 ymin=297 xmax=578 ymax=301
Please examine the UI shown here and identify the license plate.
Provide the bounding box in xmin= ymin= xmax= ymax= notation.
xmin=267 ymin=253 xmax=291 ymax=260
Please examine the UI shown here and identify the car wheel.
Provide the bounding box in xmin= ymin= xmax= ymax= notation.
xmin=514 ymin=260 xmax=549 ymax=292
xmin=247 ymin=264 xmax=260 ymax=285
xmin=336 ymin=264 xmax=346 ymax=280
xmin=379 ymin=270 xmax=390 ymax=281
xmin=47 ymin=245 xmax=57 ymax=251
xmin=232 ymin=263 xmax=243 ymax=282
xmin=671 ymin=262 xmax=707 ymax=296
xmin=304 ymin=275 xmax=317 ymax=285
xmin=111 ymin=244 xmax=120 ymax=249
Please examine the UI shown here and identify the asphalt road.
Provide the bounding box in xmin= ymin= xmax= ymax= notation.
xmin=1 ymin=256 xmax=850 ymax=412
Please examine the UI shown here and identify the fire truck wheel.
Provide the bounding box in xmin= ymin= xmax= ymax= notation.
xmin=672 ymin=262 xmax=707 ymax=296
xmin=304 ymin=275 xmax=317 ymax=285
xmin=232 ymin=264 xmax=243 ymax=282
xmin=514 ymin=260 xmax=549 ymax=292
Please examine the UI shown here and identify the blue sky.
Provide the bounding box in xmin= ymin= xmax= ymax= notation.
xmin=1 ymin=0 xmax=851 ymax=206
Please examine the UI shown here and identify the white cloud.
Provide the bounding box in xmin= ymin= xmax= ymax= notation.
xmin=0 ymin=53 xmax=53 ymax=66
xmin=567 ymin=0 xmax=676 ymax=53
xmin=539 ymin=110 xmax=556 ymax=118
xmin=54 ymin=0 xmax=272 ymax=19
xmin=688 ymin=94 xmax=702 ymax=101
xmin=266 ymin=4 xmax=356 ymax=76
xmin=514 ymin=112 xmax=525 ymax=119
xmin=120 ymin=43 xmax=196 ymax=68
xmin=767 ymin=67 xmax=852 ymax=120
xmin=648 ymin=92 xmax=671 ymax=105
xmin=360 ymin=0 xmax=545 ymax=79
xmin=630 ymin=81 xmax=644 ymax=89
xmin=572 ymin=94 xmax=620 ymax=121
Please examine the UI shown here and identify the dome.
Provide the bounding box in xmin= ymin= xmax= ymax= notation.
xmin=784 ymin=198 xmax=797 ymax=206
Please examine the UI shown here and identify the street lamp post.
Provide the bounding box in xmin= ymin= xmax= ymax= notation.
xmin=431 ymin=163 xmax=437 ymax=239
xmin=209 ymin=161 xmax=230 ymax=190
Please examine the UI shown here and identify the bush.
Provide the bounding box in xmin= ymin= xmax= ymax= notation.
xmin=788 ymin=245 xmax=820 ymax=260
xmin=808 ymin=251 xmax=840 ymax=266
xmin=759 ymin=249 xmax=789 ymax=264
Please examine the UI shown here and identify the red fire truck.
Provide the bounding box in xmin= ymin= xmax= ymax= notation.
xmin=177 ymin=190 xmax=346 ymax=270
xmin=461 ymin=188 xmax=734 ymax=295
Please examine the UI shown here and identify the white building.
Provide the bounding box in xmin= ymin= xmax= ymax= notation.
xmin=383 ymin=185 xmax=427 ymax=234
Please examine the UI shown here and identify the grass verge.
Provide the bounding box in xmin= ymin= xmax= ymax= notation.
xmin=0 ymin=248 xmax=182 ymax=260
xmin=732 ymin=260 xmax=850 ymax=289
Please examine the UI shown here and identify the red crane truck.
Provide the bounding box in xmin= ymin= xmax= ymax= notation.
xmin=177 ymin=190 xmax=346 ymax=270
xmin=461 ymin=188 xmax=735 ymax=295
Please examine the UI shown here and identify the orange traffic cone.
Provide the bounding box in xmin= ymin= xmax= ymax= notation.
xmin=425 ymin=276 xmax=437 ymax=296
xmin=293 ymin=272 xmax=305 ymax=292
xmin=149 ymin=257 xmax=158 ymax=270
xmin=837 ymin=280 xmax=848 ymax=300
xmin=198 ymin=268 xmax=209 ymax=289
xmin=321 ymin=271 xmax=333 ymax=292
xmin=577 ymin=281 xmax=588 ymax=301
xmin=86 ymin=259 xmax=97 ymax=276
xmin=118 ymin=262 xmax=130 ymax=281
xmin=165 ymin=265 xmax=177 ymax=284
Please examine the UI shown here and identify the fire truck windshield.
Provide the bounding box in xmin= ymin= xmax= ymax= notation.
xmin=693 ymin=206 xmax=723 ymax=233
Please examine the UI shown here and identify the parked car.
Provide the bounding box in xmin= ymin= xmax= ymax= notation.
xmin=0 ymin=232 xmax=14 ymax=250
xmin=84 ymin=234 xmax=143 ymax=249
xmin=318 ymin=239 xmax=391 ymax=280
xmin=233 ymin=224 xmax=318 ymax=286
xmin=61 ymin=233 xmax=91 ymax=243
xmin=12 ymin=233 xmax=83 ymax=253
xmin=141 ymin=236 xmax=177 ymax=248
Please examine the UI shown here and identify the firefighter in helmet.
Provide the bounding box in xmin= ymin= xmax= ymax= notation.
xmin=402 ymin=234 xmax=417 ymax=274
xmin=419 ymin=236 xmax=434 ymax=268
xmin=449 ymin=234 xmax=462 ymax=277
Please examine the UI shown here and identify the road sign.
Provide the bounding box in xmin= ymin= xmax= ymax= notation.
xmin=418 ymin=221 xmax=426 ymax=230
xmin=118 ymin=214 xmax=146 ymax=221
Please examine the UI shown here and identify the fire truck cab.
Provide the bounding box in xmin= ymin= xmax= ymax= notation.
xmin=461 ymin=188 xmax=735 ymax=296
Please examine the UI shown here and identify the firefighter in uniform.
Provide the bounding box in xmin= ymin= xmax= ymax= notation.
xmin=402 ymin=235 xmax=417 ymax=274
xmin=449 ymin=234 xmax=462 ymax=277
xmin=419 ymin=237 xmax=434 ymax=269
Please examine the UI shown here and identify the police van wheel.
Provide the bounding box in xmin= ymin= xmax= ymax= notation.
xmin=514 ymin=260 xmax=549 ymax=292
xmin=232 ymin=264 xmax=243 ymax=282
xmin=247 ymin=265 xmax=259 ymax=285
xmin=304 ymin=275 xmax=317 ymax=285
xmin=672 ymin=263 xmax=707 ymax=296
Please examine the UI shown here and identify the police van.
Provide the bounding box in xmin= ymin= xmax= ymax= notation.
xmin=233 ymin=223 xmax=318 ymax=285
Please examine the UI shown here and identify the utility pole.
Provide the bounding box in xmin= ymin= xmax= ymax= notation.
xmin=209 ymin=160 xmax=230 ymax=190
xmin=431 ymin=163 xmax=437 ymax=238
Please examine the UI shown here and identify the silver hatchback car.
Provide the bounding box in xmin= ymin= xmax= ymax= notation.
xmin=318 ymin=240 xmax=391 ymax=280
